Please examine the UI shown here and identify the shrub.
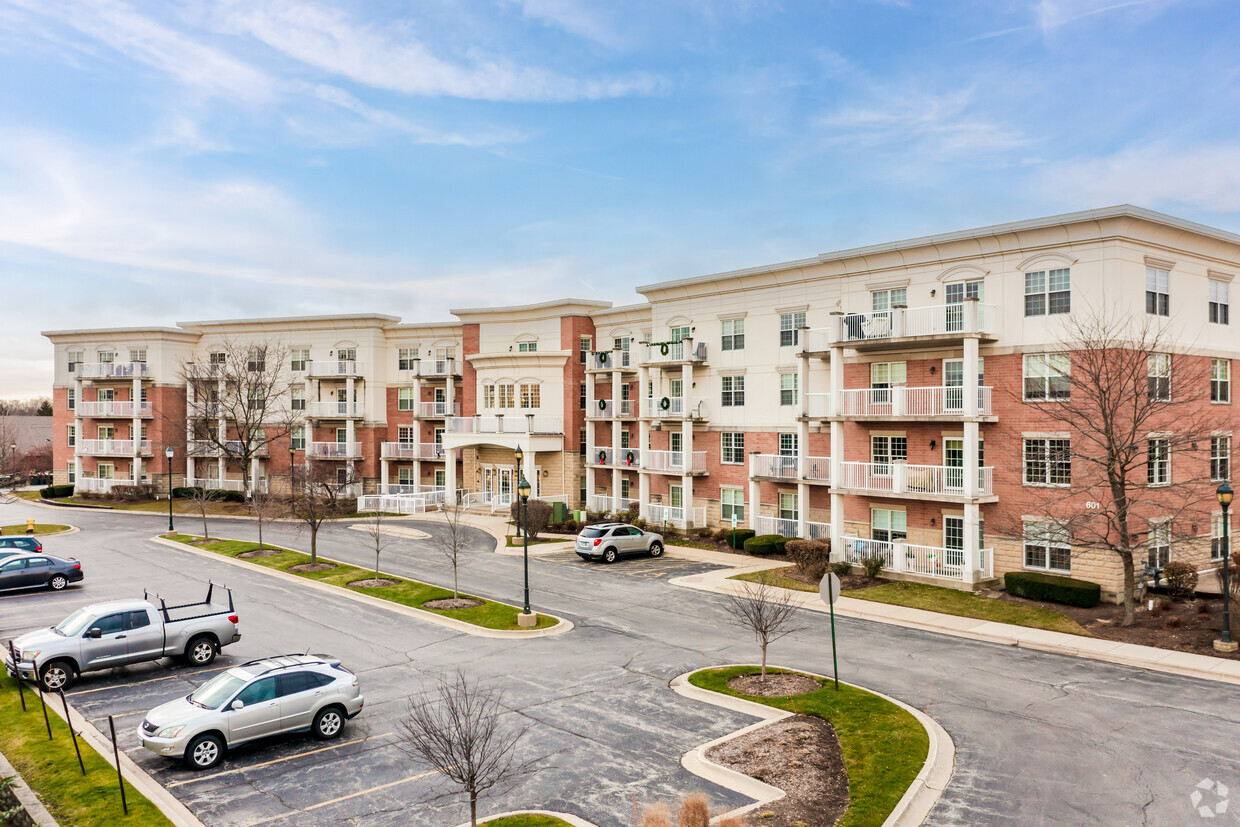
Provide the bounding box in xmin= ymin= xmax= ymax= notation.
xmin=28 ymin=474 xmax=53 ymax=486
xmin=1161 ymin=560 xmax=1199 ymax=601
xmin=633 ymin=518 xmax=647 ymax=530
xmin=41 ymin=484 xmax=75 ymax=499
xmin=564 ymin=519 xmax=578 ymax=533
xmin=712 ymin=528 xmax=731 ymax=543
xmin=1198 ymin=602 xmax=1212 ymax=615
xmin=861 ymin=554 xmax=885 ymax=580
xmin=743 ymin=534 xmax=787 ymax=556
xmin=111 ymin=484 xmax=154 ymax=502
xmin=641 ymin=804 xmax=672 ymax=827
xmin=696 ymin=528 xmax=713 ymax=539
xmin=786 ymin=538 xmax=831 ymax=579
xmin=218 ymin=490 xmax=246 ymax=503
xmin=1004 ymin=571 xmax=1101 ymax=608
xmin=1163 ymin=615 xmax=1183 ymax=629
xmin=171 ymin=486 xmax=202 ymax=499
xmin=726 ymin=528 xmax=756 ymax=549
xmin=830 ymin=560 xmax=853 ymax=578
xmin=679 ymin=794 xmax=711 ymax=827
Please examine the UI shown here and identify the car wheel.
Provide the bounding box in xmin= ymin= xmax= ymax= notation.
xmin=39 ymin=660 xmax=74 ymax=692
xmin=602 ymin=547 xmax=618 ymax=564
xmin=312 ymin=706 xmax=345 ymax=740
xmin=184 ymin=734 xmax=225 ymax=770
xmin=648 ymin=541 xmax=664 ymax=558
xmin=48 ymin=574 xmax=68 ymax=591
xmin=186 ymin=636 xmax=217 ymax=666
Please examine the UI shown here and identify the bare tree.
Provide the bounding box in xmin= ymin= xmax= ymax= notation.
xmin=994 ymin=309 xmax=1223 ymax=626
xmin=182 ymin=485 xmax=222 ymax=539
xmin=181 ymin=339 xmax=297 ymax=497
xmin=248 ymin=483 xmax=284 ymax=551
xmin=434 ymin=503 xmax=473 ymax=599
xmin=396 ymin=670 xmax=539 ymax=827
xmin=358 ymin=509 xmax=394 ymax=581
xmin=722 ymin=571 xmax=804 ymax=680
xmin=289 ymin=462 xmax=355 ymax=564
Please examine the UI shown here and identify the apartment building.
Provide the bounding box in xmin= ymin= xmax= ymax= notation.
xmin=45 ymin=206 xmax=1240 ymax=600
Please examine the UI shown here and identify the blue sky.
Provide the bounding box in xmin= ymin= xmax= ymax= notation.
xmin=2 ymin=0 xmax=1239 ymax=396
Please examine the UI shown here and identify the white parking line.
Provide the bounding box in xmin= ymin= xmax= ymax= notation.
xmin=165 ymin=732 xmax=393 ymax=788
xmin=243 ymin=768 xmax=441 ymax=825
xmin=68 ymin=666 xmax=222 ymax=695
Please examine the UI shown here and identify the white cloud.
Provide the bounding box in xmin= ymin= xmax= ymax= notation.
xmin=506 ymin=0 xmax=625 ymax=47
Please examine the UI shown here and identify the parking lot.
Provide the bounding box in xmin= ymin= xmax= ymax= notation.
xmin=536 ymin=549 xmax=728 ymax=579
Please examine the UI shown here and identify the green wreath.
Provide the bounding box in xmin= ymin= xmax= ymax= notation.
xmin=660 ymin=396 xmax=671 ymax=411
xmin=598 ymin=449 xmax=607 ymax=464
xmin=625 ymin=451 xmax=635 ymax=465
xmin=598 ymin=351 xmax=609 ymax=364
xmin=660 ymin=343 xmax=670 ymax=356
xmin=598 ymin=399 xmax=607 ymax=411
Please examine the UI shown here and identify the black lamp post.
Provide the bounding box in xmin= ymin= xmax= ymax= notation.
xmin=518 ymin=474 xmax=532 ymax=615
xmin=514 ymin=445 xmax=524 ymax=537
xmin=165 ymin=446 xmax=174 ymax=533
xmin=288 ymin=446 xmax=296 ymax=508
xmin=7 ymin=442 xmax=15 ymax=478
xmin=1218 ymin=482 xmax=1234 ymax=646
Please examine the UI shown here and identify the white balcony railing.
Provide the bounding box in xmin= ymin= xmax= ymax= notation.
xmin=838 ymin=386 xmax=992 ymax=417
xmin=645 ymin=397 xmax=684 ymax=417
xmin=589 ymin=447 xmax=641 ymax=468
xmin=308 ymin=441 xmax=362 ymax=459
xmin=446 ymin=415 xmax=563 ymax=435
xmin=806 ymin=521 xmax=831 ymax=540
xmin=76 ymin=439 xmax=151 ymax=456
xmin=358 ymin=491 xmax=444 ymax=514
xmin=381 ymin=442 xmax=446 ymax=460
xmin=642 ymin=449 xmax=706 ymax=474
xmin=186 ymin=439 xmax=266 ymax=457
xmin=76 ymin=362 xmax=150 ymax=379
xmin=751 ymin=454 xmax=798 ymax=480
xmin=410 ymin=401 xmax=459 ymax=418
xmin=180 ymin=477 xmax=247 ymax=493
xmin=308 ymin=360 xmax=362 ymax=377
xmin=306 ymin=401 xmax=364 ymax=418
xmin=836 ymin=462 xmax=993 ymax=497
xmin=589 ymin=399 xmax=635 ymax=418
xmin=644 ymin=341 xmax=707 ymax=365
xmin=756 ymin=515 xmax=800 ymax=537
xmin=644 ymin=503 xmax=707 ymax=528
xmin=843 ymin=539 xmax=994 ymax=582
xmin=806 ymin=393 xmax=831 ymax=418
xmin=590 ymin=350 xmax=633 ymax=370
xmin=404 ymin=359 xmax=457 ymax=378
xmin=78 ymin=401 xmax=153 ymax=418
xmin=75 ymin=477 xmax=145 ymax=493
xmin=587 ymin=494 xmax=638 ymax=514
xmin=813 ymin=303 xmax=996 ymax=345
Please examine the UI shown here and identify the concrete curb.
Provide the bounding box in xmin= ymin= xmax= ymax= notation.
xmin=150 ymin=536 xmax=574 ymax=640
xmin=0 ymin=744 xmax=60 ymax=826
xmin=455 ymin=810 xmax=599 ymax=827
xmin=40 ymin=687 xmax=205 ymax=827
xmin=670 ymin=666 xmax=954 ymax=826
xmin=670 ymin=565 xmax=1240 ymax=686
xmin=0 ymin=525 xmax=79 ymax=537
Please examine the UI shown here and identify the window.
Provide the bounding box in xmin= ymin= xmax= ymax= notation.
xmin=1210 ymin=280 xmax=1230 ymax=325
xmin=67 ymin=425 xmax=75 ymax=448
xmin=521 ymin=383 xmax=540 ymax=409
xmin=721 ymin=319 xmax=745 ymax=351
xmin=871 ymin=508 xmax=906 ymax=543
xmin=1024 ymin=438 xmax=1071 ymax=486
xmin=1148 ymin=438 xmax=1170 ymax=486
xmin=620 ymin=478 xmax=631 ymax=499
xmin=670 ymin=326 xmax=691 ymax=343
xmin=398 ymin=387 xmax=414 ymax=411
xmin=67 ymin=351 xmax=83 ymax=372
xmin=126 ymin=610 xmax=151 ymax=630
xmin=209 ymin=351 xmax=226 ymax=365
xmin=129 ymin=349 xmax=146 ymax=363
xmin=289 ymin=387 xmax=305 ymax=411
xmin=248 ymin=390 xmax=265 ymax=412
xmin=1213 ymin=512 xmax=1232 ymax=561
xmin=1148 ymin=521 xmax=1171 ymax=569
xmin=397 ymin=426 xmax=416 ymax=444
xmin=721 ymin=432 xmax=745 ymax=464
xmin=721 ymin=488 xmax=745 ymax=522
xmin=1023 ymin=354 xmax=1070 ymax=401
xmin=576 ymin=336 xmax=592 ymax=365
xmin=291 ymin=426 xmax=304 ymax=450
xmin=779 ymin=433 xmax=798 ymax=456
xmin=67 ymin=463 xmax=75 ymax=483
xmin=335 ymin=427 xmax=348 ymax=444
xmin=620 ymin=430 xmax=631 ymax=449
xmin=1025 ymin=269 xmax=1071 ymax=316
xmin=871 ymin=288 xmax=907 ymax=312
xmin=780 ymin=374 xmax=798 ymax=406
xmin=498 ymin=384 xmax=515 ymax=409
xmin=99 ymin=351 xmax=115 ymax=364
xmin=434 ymin=469 xmax=446 ymax=487
xmin=779 ymin=492 xmax=798 ymax=520
xmin=1212 ymin=436 xmax=1230 ymax=482
xmin=1147 ymin=353 xmax=1170 ymax=401
xmin=1212 ymin=359 xmax=1231 ymax=403
xmin=945 ymin=279 xmax=984 ymax=303
xmin=871 ymin=435 xmax=907 ymax=474
xmin=1024 ymin=522 xmax=1070 ymax=573
xmin=578 ymin=382 xmax=586 ymax=410
xmin=236 ymin=677 xmax=277 ymax=706
xmin=721 ymin=375 xmax=745 ymax=407
xmin=483 ymin=384 xmax=495 ymax=409
xmin=398 ymin=466 xmax=415 ymax=485
xmin=579 ymin=427 xmax=586 ymax=454
xmin=140 ymin=387 xmax=148 ymax=403
xmin=779 ymin=312 xmax=806 ymax=347
xmin=397 ymin=348 xmax=416 ymax=370
xmin=1145 ymin=268 xmax=1170 ymax=316
xmin=67 ymin=388 xmax=74 ymax=411
xmin=338 ymin=348 xmax=356 ymax=362
xmin=870 ymin=362 xmax=906 ymax=405
xmin=518 ymin=341 xmax=538 ymax=352
xmin=246 ymin=349 xmax=265 ymax=372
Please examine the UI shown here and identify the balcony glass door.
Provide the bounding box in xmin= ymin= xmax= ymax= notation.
xmin=943 ymin=361 xmax=964 ymax=412
xmin=945 ymin=279 xmax=983 ymax=333
xmin=944 ymin=516 xmax=964 ymax=568
xmin=944 ymin=438 xmax=964 ymax=491
xmin=670 ymin=432 xmax=682 ymax=467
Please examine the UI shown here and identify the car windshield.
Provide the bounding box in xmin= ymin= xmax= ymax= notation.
xmin=189 ymin=672 xmax=247 ymax=709
xmin=579 ymin=527 xmax=607 ymax=538
xmin=53 ymin=609 xmax=96 ymax=637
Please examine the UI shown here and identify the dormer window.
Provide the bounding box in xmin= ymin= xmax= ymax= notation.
xmin=518 ymin=341 xmax=538 ymax=353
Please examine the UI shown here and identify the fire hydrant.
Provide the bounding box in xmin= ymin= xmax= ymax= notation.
xmin=26 ymin=518 xmax=35 ymax=534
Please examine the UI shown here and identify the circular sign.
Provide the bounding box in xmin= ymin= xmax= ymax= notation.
xmin=819 ymin=572 xmax=841 ymax=605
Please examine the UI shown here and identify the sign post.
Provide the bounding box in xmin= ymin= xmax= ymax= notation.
xmin=818 ymin=572 xmax=841 ymax=690
xmin=731 ymin=513 xmax=738 ymax=550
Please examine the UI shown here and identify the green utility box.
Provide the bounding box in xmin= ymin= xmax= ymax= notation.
xmin=551 ymin=501 xmax=568 ymax=522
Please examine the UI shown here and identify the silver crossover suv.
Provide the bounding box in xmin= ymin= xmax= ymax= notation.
xmin=138 ymin=654 xmax=364 ymax=770
xmin=575 ymin=522 xmax=664 ymax=563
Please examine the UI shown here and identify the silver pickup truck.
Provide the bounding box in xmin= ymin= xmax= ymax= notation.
xmin=4 ymin=583 xmax=241 ymax=690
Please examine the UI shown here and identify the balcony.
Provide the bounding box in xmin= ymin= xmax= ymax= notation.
xmin=642 ymin=449 xmax=707 ymax=475
xmin=588 ymin=350 xmax=635 ymax=371
xmin=588 ymin=399 xmax=635 ymax=419
xmin=188 ymin=440 xmax=267 ymax=457
xmin=835 ymin=461 xmax=994 ymax=501
xmin=77 ymin=362 xmax=150 ymax=379
xmin=587 ymin=494 xmax=639 ymax=514
xmin=643 ymin=502 xmax=707 ymax=528
xmin=642 ymin=341 xmax=708 ymax=366
xmin=76 ymin=439 xmax=151 ymax=457
xmin=190 ymin=402 xmax=221 ymax=419
xmin=805 ymin=393 xmax=831 ymax=418
xmin=804 ymin=303 xmax=997 ymax=352
xmin=75 ymin=477 xmax=139 ymax=494
xmin=755 ymin=515 xmax=831 ymax=540
xmin=180 ymin=477 xmax=269 ymax=494
xmin=589 ymin=447 xmax=641 ymax=469
xmin=402 ymin=358 xmax=458 ymax=378
xmin=358 ymin=489 xmax=445 ymax=514
xmin=379 ymin=483 xmax=445 ymax=496
xmin=403 ymin=401 xmax=459 ymax=418
xmin=78 ymin=401 xmax=153 ymax=418
xmin=308 ymin=442 xmax=363 ymax=459
xmin=749 ymin=454 xmax=830 ymax=483
xmin=306 ymin=401 xmax=364 ymax=419
xmin=833 ymin=387 xmax=994 ymax=420
xmin=841 ymin=537 xmax=993 ymax=582
xmin=380 ymin=442 xmax=446 ymax=460
xmin=446 ymin=415 xmax=563 ymax=435
xmin=308 ymin=360 xmax=363 ymax=378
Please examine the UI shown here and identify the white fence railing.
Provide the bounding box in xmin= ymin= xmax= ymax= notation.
xmin=807 ymin=521 xmax=831 ymax=540
xmin=590 ymin=350 xmax=633 ymax=370
xmin=756 ymin=515 xmax=799 ymax=537
xmin=308 ymin=441 xmax=362 ymax=459
xmin=814 ymin=303 xmax=996 ymax=345
xmin=806 ymin=393 xmax=831 ymax=418
xmin=841 ymin=538 xmax=994 ymax=581
xmin=644 ymin=503 xmax=707 ymax=528
xmin=447 ymin=415 xmax=564 ymax=435
xmin=589 ymin=447 xmax=641 ymax=468
xmin=77 ymin=362 xmax=150 ymax=379
xmin=645 ymin=397 xmax=685 ymax=417
xmin=77 ymin=439 xmax=151 ymax=456
xmin=838 ymin=386 xmax=992 ymax=417
xmin=358 ymin=488 xmax=448 ymax=514
xmin=78 ymin=401 xmax=153 ymax=417
xmin=587 ymin=494 xmax=640 ymax=514
xmin=381 ymin=442 xmax=445 ymax=460
xmin=642 ymin=450 xmax=707 ymax=474
xmin=402 ymin=358 xmax=457 ymax=378
xmin=379 ymin=484 xmax=445 ymax=496
xmin=751 ymin=454 xmax=798 ymax=479
xmin=643 ymin=341 xmax=707 ymax=365
xmin=589 ymin=399 xmax=635 ymax=418
xmin=75 ymin=477 xmax=136 ymax=493
xmin=836 ymin=462 xmax=992 ymax=496
xmin=409 ymin=401 xmax=459 ymax=418
xmin=181 ymin=477 xmax=245 ymax=492
xmin=308 ymin=360 xmax=362 ymax=377
xmin=307 ymin=401 xmax=364 ymax=418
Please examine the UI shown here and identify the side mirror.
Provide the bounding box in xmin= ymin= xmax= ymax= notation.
xmin=230 ymin=699 xmax=244 ymax=711
xmin=87 ymin=628 xmax=102 ymax=639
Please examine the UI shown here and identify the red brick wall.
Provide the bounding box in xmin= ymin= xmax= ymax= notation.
xmin=461 ymin=324 xmax=479 ymax=416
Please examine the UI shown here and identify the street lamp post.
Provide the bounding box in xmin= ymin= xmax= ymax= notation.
xmin=514 ymin=445 xmax=524 ymax=538
xmin=7 ymin=442 xmax=15 ymax=479
xmin=1217 ymin=482 xmax=1234 ymax=651
xmin=288 ymin=447 xmax=297 ymax=510
xmin=518 ymin=475 xmax=533 ymax=625
xmin=165 ymin=446 xmax=174 ymax=533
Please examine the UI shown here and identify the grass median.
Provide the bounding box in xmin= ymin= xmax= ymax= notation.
xmin=1 ymin=523 xmax=71 ymax=535
xmin=485 ymin=816 xmax=574 ymax=827
xmin=689 ymin=666 xmax=927 ymax=827
xmin=166 ymin=535 xmax=558 ymax=631
xmin=0 ymin=672 xmax=172 ymax=826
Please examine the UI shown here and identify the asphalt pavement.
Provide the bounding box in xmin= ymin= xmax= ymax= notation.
xmin=2 ymin=500 xmax=1238 ymax=826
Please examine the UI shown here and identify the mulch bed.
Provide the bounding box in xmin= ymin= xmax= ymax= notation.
xmin=348 ymin=578 xmax=400 ymax=588
xmin=773 ymin=564 xmax=887 ymax=593
xmin=728 ymin=673 xmax=820 ymax=697
xmin=237 ymin=549 xmax=281 ymax=559
xmin=422 ymin=597 xmax=484 ymax=610
xmin=707 ymin=715 xmax=849 ymax=827
xmin=287 ymin=562 xmax=337 ymax=573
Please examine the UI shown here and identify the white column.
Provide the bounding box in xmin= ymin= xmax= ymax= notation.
xmin=412 ymin=376 xmax=422 ymax=417
xmin=829 ymin=343 xmax=844 ymax=418
xmin=217 ymin=456 xmax=225 ymax=483
xmin=748 ymin=453 xmax=760 ymax=531
xmin=964 ymin=502 xmax=981 ymax=585
xmin=683 ymin=475 xmax=694 ymax=528
xmin=73 ymin=376 xmax=83 ymax=487
xmin=250 ymin=457 xmax=260 ymax=493
xmin=445 ymin=454 xmax=457 ymax=505
xmin=381 ymin=459 xmax=389 ymax=494
xmin=186 ymin=456 xmax=195 ymax=487
xmin=829 ymin=344 xmax=845 ymax=556
xmin=444 ymin=374 xmax=455 ymax=413
xmin=797 ymin=482 xmax=809 ymax=540
xmin=964 ymin=334 xmax=980 ymax=418
xmin=681 ymin=362 xmax=693 ymax=418
xmin=413 ymin=459 xmax=422 ymax=490
xmin=611 ymin=468 xmax=621 ymax=512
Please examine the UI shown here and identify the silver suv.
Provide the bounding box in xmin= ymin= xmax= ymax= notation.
xmin=138 ymin=654 xmax=364 ymax=770
xmin=575 ymin=523 xmax=664 ymax=563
